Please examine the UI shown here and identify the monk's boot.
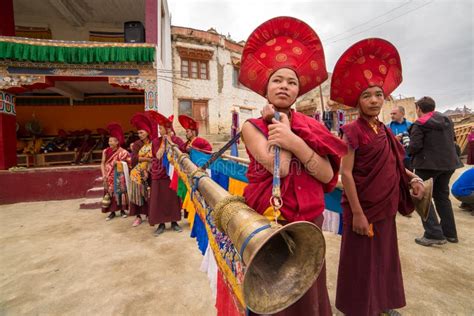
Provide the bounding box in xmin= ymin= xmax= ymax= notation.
xmin=154 ymin=223 xmax=166 ymax=236
xmin=171 ymin=222 xmax=182 ymax=233
xmin=106 ymin=212 xmax=116 ymax=221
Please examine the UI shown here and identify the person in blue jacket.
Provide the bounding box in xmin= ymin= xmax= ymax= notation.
xmin=387 ymin=105 xmax=412 ymax=169
xmin=452 ymin=168 xmax=474 ymax=215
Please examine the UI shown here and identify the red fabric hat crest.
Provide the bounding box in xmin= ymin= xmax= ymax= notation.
xmin=130 ymin=112 xmax=157 ymax=139
xmin=330 ymin=38 xmax=402 ymax=108
xmin=239 ymin=16 xmax=328 ymax=97
xmin=146 ymin=111 xmax=174 ymax=129
xmin=178 ymin=115 xmax=199 ymax=132
xmin=106 ymin=122 xmax=125 ymax=145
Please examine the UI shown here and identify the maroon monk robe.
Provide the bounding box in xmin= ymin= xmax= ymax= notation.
xmin=244 ymin=110 xmax=347 ymax=222
xmin=74 ymin=136 xmax=96 ymax=164
xmin=130 ymin=139 xmax=144 ymax=167
xmin=148 ymin=135 xmax=185 ymax=226
xmin=336 ymin=118 xmax=413 ymax=316
xmin=244 ymin=110 xmax=347 ymax=316
xmin=467 ymin=134 xmax=474 ymax=165
xmin=101 ymin=147 xmax=130 ymax=213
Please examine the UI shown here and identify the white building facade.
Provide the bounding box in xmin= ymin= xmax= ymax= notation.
xmin=171 ymin=27 xmax=265 ymax=136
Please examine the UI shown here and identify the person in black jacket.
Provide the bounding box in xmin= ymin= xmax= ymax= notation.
xmin=407 ymin=96 xmax=463 ymax=246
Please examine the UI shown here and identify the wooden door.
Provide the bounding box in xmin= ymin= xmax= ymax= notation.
xmin=192 ymin=100 xmax=209 ymax=135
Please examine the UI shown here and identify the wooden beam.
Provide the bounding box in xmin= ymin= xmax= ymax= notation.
xmin=46 ymin=81 xmax=84 ymax=101
xmin=48 ymin=0 xmax=85 ymax=27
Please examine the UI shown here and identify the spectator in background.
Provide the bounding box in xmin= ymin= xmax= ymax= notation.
xmin=468 ymin=127 xmax=474 ymax=165
xmin=407 ymin=96 xmax=463 ymax=246
xmin=451 ymin=168 xmax=474 ymax=216
xmin=387 ymin=105 xmax=412 ymax=170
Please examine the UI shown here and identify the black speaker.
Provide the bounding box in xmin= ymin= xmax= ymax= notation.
xmin=124 ymin=21 xmax=145 ymax=43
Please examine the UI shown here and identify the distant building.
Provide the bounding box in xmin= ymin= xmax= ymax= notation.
xmin=0 ymin=0 xmax=171 ymax=170
xmin=295 ymin=73 xmax=417 ymax=129
xmin=171 ymin=26 xmax=264 ymax=135
xmin=444 ymin=106 xmax=473 ymax=124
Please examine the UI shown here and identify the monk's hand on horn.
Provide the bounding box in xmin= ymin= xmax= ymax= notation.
xmin=410 ymin=181 xmax=425 ymax=200
xmin=268 ymin=116 xmax=295 ymax=151
xmin=261 ymin=103 xmax=275 ymax=123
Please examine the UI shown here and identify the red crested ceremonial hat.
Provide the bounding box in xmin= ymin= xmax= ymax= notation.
xmin=146 ymin=111 xmax=174 ymax=128
xmin=239 ymin=16 xmax=328 ymax=97
xmin=178 ymin=115 xmax=199 ymax=133
xmin=106 ymin=122 xmax=125 ymax=145
xmin=130 ymin=112 xmax=157 ymax=139
xmin=330 ymin=38 xmax=402 ymax=108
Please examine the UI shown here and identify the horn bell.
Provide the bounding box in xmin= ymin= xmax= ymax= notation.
xmin=213 ymin=197 xmax=326 ymax=314
xmin=243 ymin=221 xmax=325 ymax=314
xmin=412 ymin=178 xmax=433 ymax=221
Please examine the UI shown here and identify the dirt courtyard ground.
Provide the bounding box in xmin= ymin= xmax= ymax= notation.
xmin=1 ymin=169 xmax=473 ymax=315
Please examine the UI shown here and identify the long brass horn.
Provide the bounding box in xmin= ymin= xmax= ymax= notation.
xmin=171 ymin=145 xmax=326 ymax=314
xmin=214 ymin=196 xmax=326 ymax=313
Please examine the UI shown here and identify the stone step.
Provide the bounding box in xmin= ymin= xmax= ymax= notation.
xmin=85 ymin=187 xmax=104 ymax=199
xmin=79 ymin=197 xmax=102 ymax=210
xmin=93 ymin=176 xmax=103 ymax=186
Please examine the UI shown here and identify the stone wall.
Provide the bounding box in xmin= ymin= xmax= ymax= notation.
xmin=381 ymin=97 xmax=417 ymax=124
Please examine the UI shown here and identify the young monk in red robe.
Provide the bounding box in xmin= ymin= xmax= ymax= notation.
xmin=331 ymin=38 xmax=425 ymax=316
xmin=129 ymin=112 xmax=156 ymax=227
xmin=146 ymin=111 xmax=186 ymax=236
xmin=178 ymin=114 xmax=213 ymax=153
xmin=239 ymin=17 xmax=348 ymax=316
xmin=101 ymin=123 xmax=130 ymax=221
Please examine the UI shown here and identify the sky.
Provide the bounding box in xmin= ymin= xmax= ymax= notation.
xmin=168 ymin=0 xmax=473 ymax=111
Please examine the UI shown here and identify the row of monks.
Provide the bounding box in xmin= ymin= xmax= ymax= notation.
xmin=17 ymin=128 xmax=139 ymax=164
xmin=100 ymin=112 xmax=212 ymax=233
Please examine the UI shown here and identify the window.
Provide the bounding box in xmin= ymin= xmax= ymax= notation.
xmin=181 ymin=58 xmax=209 ymax=80
xmin=178 ymin=99 xmax=209 ymax=134
xmin=200 ymin=63 xmax=207 ymax=79
xmin=179 ymin=100 xmax=193 ymax=116
xmin=181 ymin=60 xmax=189 ymax=78
xmin=232 ymin=67 xmax=240 ymax=88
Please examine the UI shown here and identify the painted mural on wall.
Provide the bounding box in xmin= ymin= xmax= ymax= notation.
xmin=0 ymin=92 xmax=15 ymax=116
